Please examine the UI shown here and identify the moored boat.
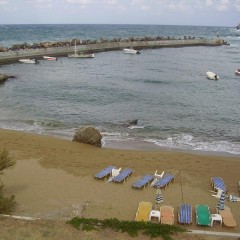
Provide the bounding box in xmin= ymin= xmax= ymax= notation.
xmin=206 ymin=71 xmax=219 ymax=80
xmin=68 ymin=40 xmax=95 ymax=58
xmin=19 ymin=59 xmax=39 ymax=64
xmin=123 ymin=48 xmax=141 ymax=54
xmin=235 ymin=68 xmax=240 ymax=76
xmin=43 ymin=56 xmax=58 ymax=61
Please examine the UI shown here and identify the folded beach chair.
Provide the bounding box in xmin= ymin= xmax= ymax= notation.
xmin=135 ymin=201 xmax=152 ymax=222
xmin=160 ymin=205 xmax=174 ymax=225
xmin=228 ymin=195 xmax=240 ymax=202
xmin=211 ymin=177 xmax=227 ymax=193
xmin=153 ymin=174 xmax=174 ymax=189
xmin=218 ymin=206 xmax=237 ymax=228
xmin=132 ymin=174 xmax=154 ymax=189
xmin=178 ymin=204 xmax=192 ymax=224
xmin=196 ymin=204 xmax=211 ymax=226
xmin=94 ymin=165 xmax=116 ymax=179
xmin=112 ymin=168 xmax=133 ymax=183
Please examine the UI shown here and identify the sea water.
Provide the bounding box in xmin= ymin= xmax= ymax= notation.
xmin=0 ymin=24 xmax=240 ymax=155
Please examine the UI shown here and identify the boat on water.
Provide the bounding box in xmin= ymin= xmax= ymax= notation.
xmin=19 ymin=59 xmax=39 ymax=64
xmin=68 ymin=41 xmax=95 ymax=58
xmin=43 ymin=56 xmax=58 ymax=61
xmin=206 ymin=71 xmax=219 ymax=80
xmin=235 ymin=68 xmax=240 ymax=76
xmin=123 ymin=48 xmax=141 ymax=54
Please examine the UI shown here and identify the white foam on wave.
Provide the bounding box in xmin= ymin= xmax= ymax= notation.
xmin=128 ymin=125 xmax=145 ymax=130
xmin=145 ymin=133 xmax=240 ymax=155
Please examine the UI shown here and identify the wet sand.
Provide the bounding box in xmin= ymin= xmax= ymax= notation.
xmin=1 ymin=129 xmax=240 ymax=233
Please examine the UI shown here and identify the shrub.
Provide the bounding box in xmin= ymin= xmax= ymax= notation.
xmin=68 ymin=217 xmax=185 ymax=239
xmin=0 ymin=148 xmax=16 ymax=213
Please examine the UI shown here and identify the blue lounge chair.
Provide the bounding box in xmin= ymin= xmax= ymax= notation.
xmin=132 ymin=174 xmax=154 ymax=189
xmin=211 ymin=177 xmax=227 ymax=193
xmin=94 ymin=165 xmax=116 ymax=179
xmin=153 ymin=174 xmax=174 ymax=188
xmin=112 ymin=168 xmax=133 ymax=183
xmin=178 ymin=204 xmax=192 ymax=224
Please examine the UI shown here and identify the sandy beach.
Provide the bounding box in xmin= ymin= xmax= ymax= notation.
xmin=1 ymin=128 xmax=240 ymax=239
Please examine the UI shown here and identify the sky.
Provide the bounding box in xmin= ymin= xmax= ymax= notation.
xmin=0 ymin=0 xmax=239 ymax=26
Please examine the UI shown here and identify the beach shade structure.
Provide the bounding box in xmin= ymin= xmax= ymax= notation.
xmin=178 ymin=204 xmax=192 ymax=224
xmin=155 ymin=188 xmax=163 ymax=204
xmin=160 ymin=205 xmax=174 ymax=225
xmin=217 ymin=191 xmax=226 ymax=211
xmin=196 ymin=204 xmax=211 ymax=226
xmin=218 ymin=206 xmax=237 ymax=228
xmin=132 ymin=174 xmax=154 ymax=189
xmin=152 ymin=174 xmax=175 ymax=189
xmin=135 ymin=201 xmax=152 ymax=222
xmin=112 ymin=168 xmax=133 ymax=183
xmin=94 ymin=165 xmax=116 ymax=179
xmin=211 ymin=177 xmax=227 ymax=193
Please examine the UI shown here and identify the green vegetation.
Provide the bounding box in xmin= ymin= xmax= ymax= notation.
xmin=0 ymin=148 xmax=16 ymax=214
xmin=68 ymin=217 xmax=185 ymax=240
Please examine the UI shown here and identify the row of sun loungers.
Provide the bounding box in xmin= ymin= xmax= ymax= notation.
xmin=95 ymin=166 xmax=175 ymax=188
xmin=135 ymin=202 xmax=237 ymax=228
xmin=94 ymin=166 xmax=133 ymax=183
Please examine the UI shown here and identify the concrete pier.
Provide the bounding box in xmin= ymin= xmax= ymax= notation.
xmin=0 ymin=38 xmax=224 ymax=65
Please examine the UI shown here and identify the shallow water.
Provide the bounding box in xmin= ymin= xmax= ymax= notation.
xmin=0 ymin=24 xmax=240 ymax=155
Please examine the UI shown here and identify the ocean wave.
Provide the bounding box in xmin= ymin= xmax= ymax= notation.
xmin=144 ymin=133 xmax=240 ymax=155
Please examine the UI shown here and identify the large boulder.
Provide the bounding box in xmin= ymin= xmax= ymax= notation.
xmin=0 ymin=74 xmax=16 ymax=84
xmin=73 ymin=126 xmax=102 ymax=147
xmin=236 ymin=23 xmax=240 ymax=30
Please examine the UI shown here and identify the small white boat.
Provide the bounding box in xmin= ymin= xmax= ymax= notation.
xmin=123 ymin=48 xmax=141 ymax=54
xmin=43 ymin=56 xmax=58 ymax=61
xmin=19 ymin=59 xmax=39 ymax=64
xmin=235 ymin=68 xmax=240 ymax=76
xmin=206 ymin=71 xmax=219 ymax=80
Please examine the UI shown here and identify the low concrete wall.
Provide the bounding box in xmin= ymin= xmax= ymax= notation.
xmin=0 ymin=38 xmax=224 ymax=65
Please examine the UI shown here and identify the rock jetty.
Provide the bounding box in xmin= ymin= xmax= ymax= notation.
xmin=0 ymin=36 xmax=227 ymax=65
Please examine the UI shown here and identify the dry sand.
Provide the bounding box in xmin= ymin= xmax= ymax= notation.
xmin=0 ymin=129 xmax=240 ymax=239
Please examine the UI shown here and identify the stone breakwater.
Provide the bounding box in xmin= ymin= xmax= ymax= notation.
xmin=0 ymin=37 xmax=225 ymax=65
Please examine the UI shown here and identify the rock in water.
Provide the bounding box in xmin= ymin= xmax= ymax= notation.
xmin=73 ymin=126 xmax=102 ymax=147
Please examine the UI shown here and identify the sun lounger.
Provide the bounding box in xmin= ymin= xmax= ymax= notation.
xmin=135 ymin=201 xmax=152 ymax=222
xmin=178 ymin=204 xmax=192 ymax=224
xmin=211 ymin=177 xmax=227 ymax=193
xmin=196 ymin=204 xmax=211 ymax=226
xmin=153 ymin=174 xmax=174 ymax=188
xmin=94 ymin=165 xmax=116 ymax=179
xmin=112 ymin=168 xmax=133 ymax=183
xmin=228 ymin=195 xmax=240 ymax=202
xmin=132 ymin=174 xmax=154 ymax=189
xmin=160 ymin=205 xmax=174 ymax=225
xmin=218 ymin=206 xmax=237 ymax=228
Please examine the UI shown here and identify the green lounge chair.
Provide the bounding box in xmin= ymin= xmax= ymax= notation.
xmin=196 ymin=204 xmax=211 ymax=226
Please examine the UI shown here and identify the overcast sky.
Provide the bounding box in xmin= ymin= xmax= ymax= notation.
xmin=0 ymin=0 xmax=239 ymax=26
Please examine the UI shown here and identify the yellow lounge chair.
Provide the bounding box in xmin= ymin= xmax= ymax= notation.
xmin=135 ymin=201 xmax=152 ymax=222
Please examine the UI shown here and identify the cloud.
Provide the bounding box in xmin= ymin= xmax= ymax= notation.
xmin=205 ymin=0 xmax=213 ymax=7
xmin=65 ymin=0 xmax=92 ymax=5
xmin=27 ymin=0 xmax=52 ymax=8
xmin=0 ymin=0 xmax=9 ymax=4
xmin=236 ymin=0 xmax=240 ymax=11
xmin=130 ymin=0 xmax=151 ymax=10
xmin=217 ymin=0 xmax=229 ymax=11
